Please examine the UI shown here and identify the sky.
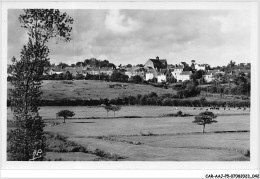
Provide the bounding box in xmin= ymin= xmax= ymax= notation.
xmin=8 ymin=9 xmax=251 ymax=67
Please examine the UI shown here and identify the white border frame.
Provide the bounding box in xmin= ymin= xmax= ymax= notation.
xmin=1 ymin=1 xmax=259 ymax=178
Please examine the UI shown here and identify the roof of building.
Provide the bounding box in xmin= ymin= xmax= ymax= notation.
xmin=180 ymin=71 xmax=192 ymax=75
xmin=126 ymin=67 xmax=146 ymax=73
xmin=158 ymin=69 xmax=168 ymax=75
xmin=146 ymin=57 xmax=167 ymax=69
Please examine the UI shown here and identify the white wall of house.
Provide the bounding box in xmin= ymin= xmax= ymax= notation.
xmin=146 ymin=73 xmax=154 ymax=81
xmin=176 ymin=74 xmax=190 ymax=82
xmin=91 ymin=70 xmax=100 ymax=75
xmin=157 ymin=74 xmax=166 ymax=83
xmin=195 ymin=64 xmax=206 ymax=71
xmin=204 ymin=74 xmax=214 ymax=82
xmin=49 ymin=70 xmax=63 ymax=75
xmin=125 ymin=71 xmax=133 ymax=78
xmin=171 ymin=70 xmax=182 ymax=79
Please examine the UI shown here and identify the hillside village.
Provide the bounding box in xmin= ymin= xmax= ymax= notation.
xmin=7 ymin=56 xmax=251 ymax=100
xmin=11 ymin=56 xmax=249 ymax=84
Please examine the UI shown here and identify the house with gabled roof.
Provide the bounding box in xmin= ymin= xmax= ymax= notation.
xmin=157 ymin=69 xmax=172 ymax=83
xmin=144 ymin=56 xmax=167 ymax=70
xmin=171 ymin=65 xmax=184 ymax=79
xmin=176 ymin=71 xmax=192 ymax=82
xmin=145 ymin=67 xmax=158 ymax=81
xmin=125 ymin=67 xmax=146 ymax=79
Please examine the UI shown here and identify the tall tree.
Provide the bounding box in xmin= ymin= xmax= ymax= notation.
xmin=9 ymin=9 xmax=73 ymax=161
xmin=192 ymin=111 xmax=217 ymax=133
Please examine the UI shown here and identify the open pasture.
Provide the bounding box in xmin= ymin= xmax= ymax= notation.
xmin=7 ymin=106 xmax=250 ymax=121
xmin=7 ymin=106 xmax=250 ymax=161
xmin=44 ymin=115 xmax=249 ymax=137
xmin=7 ymin=80 xmax=177 ymax=100
xmin=44 ymin=112 xmax=250 ymax=161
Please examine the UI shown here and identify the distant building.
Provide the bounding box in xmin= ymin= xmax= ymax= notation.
xmin=83 ymin=67 xmax=114 ymax=76
xmin=63 ymin=67 xmax=84 ymax=76
xmin=203 ymin=70 xmax=225 ymax=83
xmin=46 ymin=69 xmax=63 ymax=75
xmin=144 ymin=56 xmax=167 ymax=70
xmin=176 ymin=71 xmax=192 ymax=82
xmin=157 ymin=69 xmax=172 ymax=83
xmin=125 ymin=67 xmax=146 ymax=79
xmin=145 ymin=67 xmax=158 ymax=81
xmin=171 ymin=65 xmax=184 ymax=80
xmin=195 ymin=64 xmax=207 ymax=71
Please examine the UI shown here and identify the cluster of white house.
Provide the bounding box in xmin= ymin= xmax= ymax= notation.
xmin=33 ymin=56 xmax=247 ymax=83
xmin=123 ymin=56 xmax=218 ymax=83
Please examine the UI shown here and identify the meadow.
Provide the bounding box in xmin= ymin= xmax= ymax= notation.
xmin=43 ymin=113 xmax=250 ymax=161
xmin=7 ymin=106 xmax=250 ymax=120
xmin=7 ymin=80 xmax=177 ymax=100
xmin=7 ymin=80 xmax=250 ymax=161
xmin=7 ymin=106 xmax=250 ymax=161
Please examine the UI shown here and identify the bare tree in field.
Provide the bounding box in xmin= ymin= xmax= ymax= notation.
xmin=192 ymin=111 xmax=217 ymax=133
xmin=9 ymin=9 xmax=73 ymax=161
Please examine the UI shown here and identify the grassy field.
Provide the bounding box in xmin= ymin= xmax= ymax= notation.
xmin=7 ymin=80 xmax=177 ymax=100
xmin=42 ymin=114 xmax=249 ymax=161
xmin=7 ymin=106 xmax=250 ymax=121
xmin=29 ymin=106 xmax=249 ymax=161
xmin=7 ymin=105 xmax=250 ymax=161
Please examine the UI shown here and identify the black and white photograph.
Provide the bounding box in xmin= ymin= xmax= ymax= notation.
xmin=1 ymin=1 xmax=259 ymax=178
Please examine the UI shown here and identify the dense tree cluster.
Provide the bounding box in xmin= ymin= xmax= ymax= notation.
xmin=202 ymin=72 xmax=250 ymax=96
xmin=7 ymin=92 xmax=250 ymax=108
xmin=176 ymin=80 xmax=201 ymax=98
xmin=110 ymin=71 xmax=129 ymax=82
xmin=70 ymin=58 xmax=116 ymax=69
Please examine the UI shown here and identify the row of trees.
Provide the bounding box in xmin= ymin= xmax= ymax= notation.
xmin=56 ymin=104 xmax=122 ymax=123
xmin=7 ymin=95 xmax=250 ymax=108
xmin=32 ymin=72 xmax=144 ymax=84
xmin=45 ymin=58 xmax=116 ymax=69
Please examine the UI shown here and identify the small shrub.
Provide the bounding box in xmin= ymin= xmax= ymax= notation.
xmin=176 ymin=111 xmax=183 ymax=116
xmin=140 ymin=131 xmax=155 ymax=136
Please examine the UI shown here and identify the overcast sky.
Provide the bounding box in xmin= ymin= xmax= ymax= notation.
xmin=8 ymin=9 xmax=251 ymax=66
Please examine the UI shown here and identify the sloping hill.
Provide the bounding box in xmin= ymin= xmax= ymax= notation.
xmin=8 ymin=80 xmax=177 ymax=100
